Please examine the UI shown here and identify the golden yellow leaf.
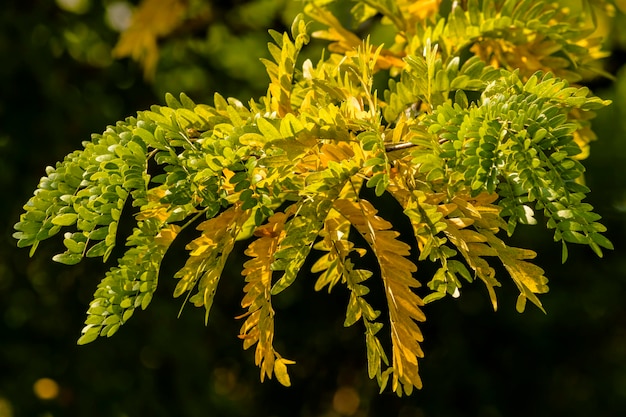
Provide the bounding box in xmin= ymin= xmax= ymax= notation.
xmin=443 ymin=193 xmax=549 ymax=313
xmin=113 ymin=0 xmax=187 ymax=79
xmin=401 ymin=0 xmax=441 ymax=21
xmin=239 ymin=210 xmax=293 ymax=384
xmin=136 ymin=187 xmax=170 ymax=221
xmin=173 ymin=207 xmax=246 ymax=315
xmin=306 ymin=5 xmax=405 ymax=70
xmin=333 ymin=198 xmax=424 ymax=393
xmin=483 ymin=230 xmax=549 ymax=312
xmin=274 ymin=358 xmax=293 ymax=387
xmin=136 ymin=205 xmax=170 ymax=222
xmin=154 ymin=224 xmax=180 ymax=247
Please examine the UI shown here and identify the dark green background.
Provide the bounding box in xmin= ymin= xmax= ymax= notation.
xmin=2 ymin=1 xmax=626 ymax=416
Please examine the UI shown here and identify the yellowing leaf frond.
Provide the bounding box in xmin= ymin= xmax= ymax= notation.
xmin=445 ymin=194 xmax=549 ymax=312
xmin=305 ymin=4 xmax=406 ymax=70
xmin=312 ymin=215 xmax=357 ymax=292
xmin=483 ymin=230 xmax=549 ymax=313
xmin=313 ymin=198 xmax=390 ymax=387
xmin=443 ymin=214 xmax=501 ymax=310
xmin=239 ymin=211 xmax=294 ymax=385
xmin=312 ymin=177 xmax=363 ymax=292
xmin=174 ymin=206 xmax=250 ymax=322
xmin=333 ymin=198 xmax=424 ymax=395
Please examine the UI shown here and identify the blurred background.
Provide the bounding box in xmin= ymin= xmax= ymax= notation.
xmin=1 ymin=0 xmax=626 ymax=416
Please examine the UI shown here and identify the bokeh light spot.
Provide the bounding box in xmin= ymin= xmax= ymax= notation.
xmin=106 ymin=2 xmax=133 ymax=32
xmin=0 ymin=397 xmax=14 ymax=417
xmin=332 ymin=386 xmax=360 ymax=416
xmin=56 ymin=0 xmax=90 ymax=14
xmin=33 ymin=378 xmax=59 ymax=400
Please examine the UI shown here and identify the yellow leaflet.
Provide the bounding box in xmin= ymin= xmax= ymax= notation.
xmin=437 ymin=203 xmax=458 ymax=217
xmin=239 ymin=211 xmax=294 ymax=386
xmin=483 ymin=230 xmax=549 ymax=313
xmin=154 ymin=225 xmax=180 ymax=247
xmin=136 ymin=187 xmax=169 ymax=221
xmin=319 ymin=142 xmax=356 ymax=166
xmin=136 ymin=206 xmax=169 ymax=222
xmin=239 ymin=133 xmax=267 ymax=148
xmin=112 ymin=0 xmax=187 ymax=79
xmin=306 ymin=5 xmax=405 ymax=70
xmin=173 ymin=207 xmax=241 ymax=302
xmin=443 ymin=193 xmax=549 ymax=313
xmin=452 ymin=193 xmax=505 ymax=231
xmin=401 ymin=0 xmax=441 ymax=22
xmin=292 ymin=137 xmax=356 ymax=173
xmin=274 ymin=358 xmax=295 ymax=387
xmin=443 ymin=218 xmax=499 ymax=310
xmin=312 ymin=180 xmax=364 ymax=292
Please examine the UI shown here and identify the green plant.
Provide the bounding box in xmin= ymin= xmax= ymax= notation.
xmin=14 ymin=0 xmax=614 ymax=395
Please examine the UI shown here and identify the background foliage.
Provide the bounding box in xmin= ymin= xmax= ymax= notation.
xmin=2 ymin=0 xmax=626 ymax=416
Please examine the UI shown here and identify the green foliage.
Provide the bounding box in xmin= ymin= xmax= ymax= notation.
xmin=14 ymin=0 xmax=615 ymax=395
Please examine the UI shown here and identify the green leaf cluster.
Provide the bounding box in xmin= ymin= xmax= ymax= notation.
xmin=14 ymin=0 xmax=615 ymax=395
xmin=424 ymin=70 xmax=611 ymax=258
